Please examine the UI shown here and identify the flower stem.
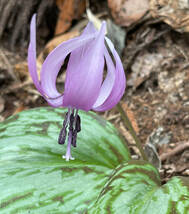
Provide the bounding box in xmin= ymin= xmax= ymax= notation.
xmin=116 ymin=103 xmax=148 ymax=161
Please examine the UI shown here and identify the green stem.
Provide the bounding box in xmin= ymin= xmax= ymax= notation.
xmin=117 ymin=103 xmax=148 ymax=161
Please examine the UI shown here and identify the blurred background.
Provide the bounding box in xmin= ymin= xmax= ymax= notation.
xmin=0 ymin=0 xmax=189 ymax=180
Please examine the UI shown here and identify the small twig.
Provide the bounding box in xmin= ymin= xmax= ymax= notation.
xmin=160 ymin=142 xmax=189 ymax=162
xmin=0 ymin=49 xmax=19 ymax=82
xmin=107 ymin=113 xmax=120 ymax=121
xmin=173 ymin=45 xmax=189 ymax=61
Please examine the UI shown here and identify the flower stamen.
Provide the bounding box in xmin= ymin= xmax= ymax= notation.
xmin=58 ymin=108 xmax=71 ymax=144
xmin=59 ymin=108 xmax=81 ymax=161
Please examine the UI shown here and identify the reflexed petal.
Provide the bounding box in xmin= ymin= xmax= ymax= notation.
xmin=92 ymin=37 xmax=126 ymax=111
xmin=27 ymin=14 xmax=44 ymax=95
xmin=92 ymin=46 xmax=115 ymax=108
xmin=40 ymin=33 xmax=98 ymax=100
xmin=28 ymin=15 xmax=64 ymax=107
xmin=62 ymin=22 xmax=106 ymax=111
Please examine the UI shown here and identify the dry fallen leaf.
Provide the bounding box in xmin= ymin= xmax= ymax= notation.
xmin=108 ymin=0 xmax=149 ymax=26
xmin=14 ymin=62 xmax=30 ymax=81
xmin=55 ymin=0 xmax=86 ymax=35
xmin=150 ymin=0 xmax=189 ymax=32
xmin=121 ymin=102 xmax=139 ymax=134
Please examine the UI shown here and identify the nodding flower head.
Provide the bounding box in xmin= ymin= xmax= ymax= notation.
xmin=28 ymin=14 xmax=126 ymax=161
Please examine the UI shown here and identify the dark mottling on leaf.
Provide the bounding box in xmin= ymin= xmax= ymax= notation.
xmin=108 ymin=143 xmax=124 ymax=163
xmin=124 ymin=168 xmax=160 ymax=185
xmin=82 ymin=167 xmax=94 ymax=174
xmin=28 ymin=121 xmax=61 ymax=135
xmin=127 ymin=160 xmax=160 ymax=184
xmin=32 ymin=122 xmax=50 ymax=135
xmin=61 ymin=167 xmax=75 ymax=172
xmin=105 ymin=186 xmax=124 ymax=211
xmin=52 ymin=196 xmax=64 ymax=204
xmin=107 ymin=205 xmax=112 ymax=213
xmin=0 ymin=192 xmax=32 ymax=209
xmin=171 ymin=201 xmax=177 ymax=214
xmin=96 ymin=184 xmax=106 ymax=190
xmin=61 ymin=166 xmax=103 ymax=176
xmin=99 ymin=174 xmax=126 ymax=198
xmin=85 ymin=200 xmax=92 ymax=205
xmin=0 ymin=127 xmax=6 ymax=133
xmin=82 ymin=167 xmax=104 ymax=175
xmin=41 ymin=122 xmax=50 ymax=132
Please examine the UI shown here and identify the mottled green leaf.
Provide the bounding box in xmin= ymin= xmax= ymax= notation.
xmin=89 ymin=161 xmax=189 ymax=214
xmin=0 ymin=107 xmax=130 ymax=213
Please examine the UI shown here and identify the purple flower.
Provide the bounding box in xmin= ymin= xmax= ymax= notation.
xmin=28 ymin=14 xmax=126 ymax=161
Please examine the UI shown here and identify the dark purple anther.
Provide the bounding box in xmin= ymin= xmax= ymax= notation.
xmin=58 ymin=112 xmax=69 ymax=144
xmin=69 ymin=113 xmax=74 ymax=132
xmin=58 ymin=109 xmax=81 ymax=159
xmin=58 ymin=127 xmax=67 ymax=144
xmin=76 ymin=115 xmax=81 ymax=132
xmin=71 ymin=115 xmax=81 ymax=147
xmin=71 ymin=130 xmax=77 ymax=147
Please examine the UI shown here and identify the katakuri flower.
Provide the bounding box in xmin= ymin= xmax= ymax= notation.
xmin=28 ymin=14 xmax=126 ymax=161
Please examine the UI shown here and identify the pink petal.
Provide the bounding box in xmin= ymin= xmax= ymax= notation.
xmin=40 ymin=30 xmax=98 ymax=100
xmin=62 ymin=22 xmax=106 ymax=111
xmin=28 ymin=15 xmax=64 ymax=107
xmin=92 ymin=37 xmax=126 ymax=111
xmin=27 ymin=14 xmax=44 ymax=95
xmin=92 ymin=46 xmax=115 ymax=108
